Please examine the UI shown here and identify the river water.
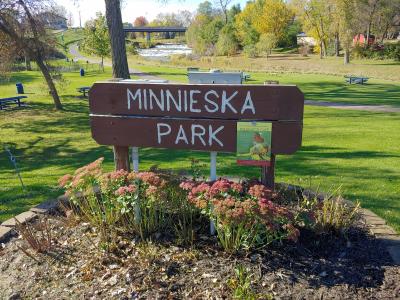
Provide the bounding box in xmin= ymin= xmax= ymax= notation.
xmin=137 ymin=44 xmax=192 ymax=60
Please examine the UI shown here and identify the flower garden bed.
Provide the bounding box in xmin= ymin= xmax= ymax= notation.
xmin=0 ymin=158 xmax=399 ymax=299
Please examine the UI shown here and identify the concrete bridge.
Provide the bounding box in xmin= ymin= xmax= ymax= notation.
xmin=124 ymin=27 xmax=187 ymax=42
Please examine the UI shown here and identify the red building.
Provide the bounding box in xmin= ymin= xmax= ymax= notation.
xmin=353 ymin=34 xmax=375 ymax=46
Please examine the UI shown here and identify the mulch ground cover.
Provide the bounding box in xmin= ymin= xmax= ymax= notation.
xmin=0 ymin=212 xmax=399 ymax=300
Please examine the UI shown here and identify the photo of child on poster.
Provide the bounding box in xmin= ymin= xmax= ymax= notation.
xmin=237 ymin=122 xmax=272 ymax=166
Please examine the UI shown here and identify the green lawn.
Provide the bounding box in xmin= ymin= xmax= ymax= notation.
xmin=0 ymin=67 xmax=399 ymax=234
xmin=131 ymin=64 xmax=400 ymax=107
xmin=54 ymin=28 xmax=84 ymax=56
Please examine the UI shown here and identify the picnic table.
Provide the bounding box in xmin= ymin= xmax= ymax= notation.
xmin=0 ymin=96 xmax=27 ymax=110
xmin=345 ymin=75 xmax=369 ymax=85
xmin=77 ymin=86 xmax=91 ymax=97
xmin=243 ymin=73 xmax=251 ymax=81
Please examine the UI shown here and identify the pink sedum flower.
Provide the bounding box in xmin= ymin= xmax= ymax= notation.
xmin=179 ymin=181 xmax=196 ymax=191
xmin=110 ymin=169 xmax=129 ymax=180
xmin=209 ymin=179 xmax=231 ymax=196
xmin=115 ymin=184 xmax=137 ymax=196
xmin=58 ymin=174 xmax=73 ymax=187
xmin=231 ymin=182 xmax=243 ymax=193
xmin=249 ymin=184 xmax=272 ymax=199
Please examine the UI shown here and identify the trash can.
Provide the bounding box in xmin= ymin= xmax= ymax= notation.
xmin=80 ymin=68 xmax=85 ymax=77
xmin=16 ymin=83 xmax=24 ymax=94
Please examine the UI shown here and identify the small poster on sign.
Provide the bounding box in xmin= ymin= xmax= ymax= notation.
xmin=237 ymin=122 xmax=272 ymax=166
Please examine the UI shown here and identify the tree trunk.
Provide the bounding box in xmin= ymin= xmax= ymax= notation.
xmin=365 ymin=23 xmax=372 ymax=48
xmin=113 ymin=145 xmax=130 ymax=171
xmin=35 ymin=57 xmax=63 ymax=110
xmin=322 ymin=40 xmax=327 ymax=57
xmin=319 ymin=41 xmax=323 ymax=59
xmin=344 ymin=48 xmax=350 ymax=64
xmin=24 ymin=54 xmax=32 ymax=71
xmin=334 ymin=32 xmax=340 ymax=57
xmin=101 ymin=56 xmax=104 ymax=72
xmin=365 ymin=1 xmax=378 ymax=48
xmin=104 ymin=0 xmax=131 ymax=171
xmin=104 ymin=0 xmax=130 ymax=79
xmin=381 ymin=23 xmax=390 ymax=43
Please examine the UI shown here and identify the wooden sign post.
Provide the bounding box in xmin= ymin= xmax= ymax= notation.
xmin=89 ymin=82 xmax=304 ymax=189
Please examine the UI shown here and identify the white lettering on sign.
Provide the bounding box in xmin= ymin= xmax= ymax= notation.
xmin=127 ymin=88 xmax=255 ymax=115
xmin=127 ymin=88 xmax=142 ymax=110
xmin=191 ymin=124 xmax=206 ymax=146
xmin=175 ymin=125 xmax=189 ymax=144
xmin=157 ymin=123 xmax=171 ymax=143
xmin=204 ymin=90 xmax=219 ymax=113
xmin=241 ymin=91 xmax=256 ymax=114
xmin=221 ymin=90 xmax=238 ymax=113
xmin=157 ymin=123 xmax=224 ymax=147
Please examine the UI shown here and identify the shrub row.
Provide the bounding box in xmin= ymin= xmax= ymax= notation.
xmin=352 ymin=43 xmax=400 ymax=61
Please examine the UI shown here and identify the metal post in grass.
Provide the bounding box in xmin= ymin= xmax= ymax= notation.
xmin=4 ymin=146 xmax=25 ymax=191
xmin=132 ymin=147 xmax=139 ymax=172
xmin=210 ymin=151 xmax=217 ymax=235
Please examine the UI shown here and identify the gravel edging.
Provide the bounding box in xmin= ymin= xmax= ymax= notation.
xmin=1 ymin=191 xmax=399 ymax=265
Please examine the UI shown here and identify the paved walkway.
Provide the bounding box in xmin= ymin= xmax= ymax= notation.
xmin=305 ymin=100 xmax=400 ymax=113
xmin=70 ymin=45 xmax=400 ymax=113
xmin=69 ymin=44 xmax=162 ymax=81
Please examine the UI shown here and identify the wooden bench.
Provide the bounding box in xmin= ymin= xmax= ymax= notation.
xmin=77 ymin=86 xmax=91 ymax=97
xmin=345 ymin=75 xmax=369 ymax=85
xmin=0 ymin=96 xmax=27 ymax=110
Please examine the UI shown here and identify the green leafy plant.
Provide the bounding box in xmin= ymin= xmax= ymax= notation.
xmin=168 ymin=182 xmax=196 ymax=246
xmin=189 ymin=157 xmax=205 ymax=181
xmin=228 ymin=264 xmax=265 ymax=300
xmin=115 ymin=172 xmax=167 ymax=240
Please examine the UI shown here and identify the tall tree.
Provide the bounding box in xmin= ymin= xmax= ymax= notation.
xmin=0 ymin=0 xmax=63 ymax=109
xmin=359 ymin=0 xmax=382 ymax=47
xmin=104 ymin=0 xmax=130 ymax=79
xmin=335 ymin=0 xmax=358 ymax=64
xmin=234 ymin=0 xmax=262 ymax=46
xmin=104 ymin=0 xmax=130 ymax=171
xmin=253 ymin=0 xmax=293 ymax=42
xmin=0 ymin=32 xmax=17 ymax=76
xmin=186 ymin=1 xmax=224 ymax=55
xmin=82 ymin=12 xmax=110 ymax=71
xmin=214 ymin=0 xmax=233 ymax=24
xmin=133 ymin=16 xmax=148 ymax=27
xmin=374 ymin=0 xmax=400 ymax=42
xmin=292 ymin=0 xmax=332 ymax=58
xmin=198 ymin=1 xmax=215 ymax=17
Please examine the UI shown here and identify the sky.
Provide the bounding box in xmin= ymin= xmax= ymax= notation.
xmin=58 ymin=0 xmax=248 ymax=27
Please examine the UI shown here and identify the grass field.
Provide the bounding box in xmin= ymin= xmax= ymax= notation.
xmin=130 ymin=54 xmax=400 ymax=81
xmin=0 ymin=64 xmax=399 ymax=233
xmin=128 ymin=63 xmax=400 ymax=107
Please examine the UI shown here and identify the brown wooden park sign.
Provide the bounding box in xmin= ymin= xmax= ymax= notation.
xmin=89 ymin=81 xmax=304 ymax=188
